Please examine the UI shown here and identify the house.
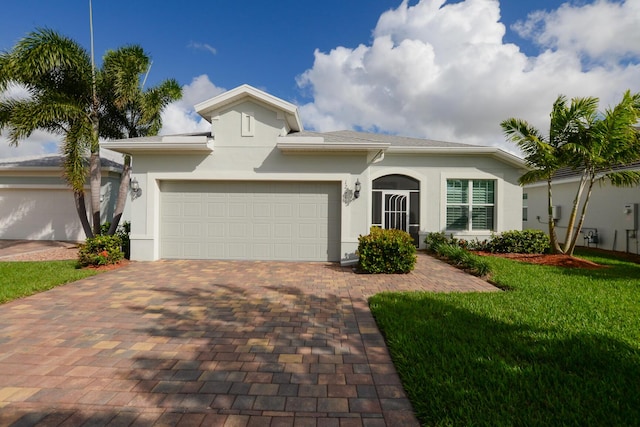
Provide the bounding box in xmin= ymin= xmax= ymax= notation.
xmin=102 ymin=84 xmax=526 ymax=263
xmin=523 ymin=162 xmax=640 ymax=254
xmin=0 ymin=149 xmax=126 ymax=241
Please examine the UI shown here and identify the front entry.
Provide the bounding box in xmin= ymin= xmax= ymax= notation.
xmin=382 ymin=191 xmax=410 ymax=233
xmin=372 ymin=175 xmax=420 ymax=245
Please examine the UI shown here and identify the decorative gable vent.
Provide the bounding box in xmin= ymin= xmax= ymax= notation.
xmin=241 ymin=111 xmax=254 ymax=137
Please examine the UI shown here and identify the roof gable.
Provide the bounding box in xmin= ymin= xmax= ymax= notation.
xmin=195 ymin=84 xmax=302 ymax=133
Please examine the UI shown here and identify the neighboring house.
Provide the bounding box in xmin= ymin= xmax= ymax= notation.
xmin=523 ymin=162 xmax=640 ymax=254
xmin=0 ymin=149 xmax=126 ymax=241
xmin=102 ymin=84 xmax=526 ymax=263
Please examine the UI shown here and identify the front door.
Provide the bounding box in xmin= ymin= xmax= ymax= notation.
xmin=382 ymin=191 xmax=410 ymax=233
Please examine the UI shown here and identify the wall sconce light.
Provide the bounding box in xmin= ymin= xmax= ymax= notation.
xmin=130 ymin=177 xmax=142 ymax=200
xmin=354 ymin=179 xmax=361 ymax=199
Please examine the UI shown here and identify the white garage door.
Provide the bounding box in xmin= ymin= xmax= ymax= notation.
xmin=160 ymin=181 xmax=341 ymax=261
xmin=0 ymin=188 xmax=85 ymax=241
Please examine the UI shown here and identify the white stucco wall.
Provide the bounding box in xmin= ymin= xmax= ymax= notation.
xmin=0 ymin=172 xmax=128 ymax=241
xmin=524 ymin=179 xmax=640 ymax=254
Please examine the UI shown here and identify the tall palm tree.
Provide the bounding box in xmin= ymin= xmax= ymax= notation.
xmin=562 ymin=90 xmax=640 ymax=255
xmin=0 ymin=29 xmax=181 ymax=238
xmin=0 ymin=28 xmax=97 ymax=237
xmin=501 ymin=95 xmax=599 ymax=254
xmin=98 ymin=45 xmax=181 ymax=234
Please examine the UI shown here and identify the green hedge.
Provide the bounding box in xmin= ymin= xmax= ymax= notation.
xmin=77 ymin=234 xmax=124 ymax=267
xmin=487 ymin=229 xmax=550 ymax=254
xmin=358 ymin=227 xmax=417 ymax=274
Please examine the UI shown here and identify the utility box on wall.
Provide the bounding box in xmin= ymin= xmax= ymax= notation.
xmin=623 ymin=203 xmax=638 ymax=230
xmin=552 ymin=205 xmax=561 ymax=221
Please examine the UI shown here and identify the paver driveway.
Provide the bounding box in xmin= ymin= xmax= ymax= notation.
xmin=0 ymin=253 xmax=497 ymax=426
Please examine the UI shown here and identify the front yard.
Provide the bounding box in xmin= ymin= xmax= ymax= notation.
xmin=0 ymin=260 xmax=98 ymax=303
xmin=370 ymin=249 xmax=640 ymax=426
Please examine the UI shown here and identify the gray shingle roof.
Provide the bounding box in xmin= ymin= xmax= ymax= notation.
xmin=552 ymin=160 xmax=640 ymax=180
xmin=284 ymin=130 xmax=473 ymax=148
xmin=0 ymin=149 xmax=124 ymax=170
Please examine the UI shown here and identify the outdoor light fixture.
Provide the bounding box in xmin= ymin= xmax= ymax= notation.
xmin=130 ymin=177 xmax=142 ymax=200
xmin=354 ymin=179 xmax=361 ymax=199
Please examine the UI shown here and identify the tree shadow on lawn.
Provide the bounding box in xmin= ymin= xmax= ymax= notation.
xmin=371 ymin=292 xmax=640 ymax=426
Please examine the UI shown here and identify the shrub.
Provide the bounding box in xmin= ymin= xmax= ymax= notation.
xmin=424 ymin=231 xmax=450 ymax=252
xmin=358 ymin=227 xmax=417 ymax=273
xmin=101 ymin=221 xmax=131 ymax=259
xmin=434 ymin=243 xmax=491 ymax=277
xmin=486 ymin=229 xmax=550 ymax=254
xmin=77 ymin=234 xmax=124 ymax=267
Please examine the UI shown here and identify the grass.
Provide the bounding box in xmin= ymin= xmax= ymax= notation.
xmin=0 ymin=260 xmax=98 ymax=304
xmin=369 ymin=249 xmax=640 ymax=426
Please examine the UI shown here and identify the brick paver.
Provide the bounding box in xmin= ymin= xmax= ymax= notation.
xmin=0 ymin=253 xmax=496 ymax=425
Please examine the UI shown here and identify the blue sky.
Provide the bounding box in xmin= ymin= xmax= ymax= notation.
xmin=1 ymin=0 xmax=639 ymax=157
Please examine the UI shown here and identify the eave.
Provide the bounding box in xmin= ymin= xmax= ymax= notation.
xmin=276 ymin=137 xmax=389 ymax=154
xmin=386 ymin=146 xmax=527 ymax=169
xmin=100 ymin=136 xmax=214 ymax=155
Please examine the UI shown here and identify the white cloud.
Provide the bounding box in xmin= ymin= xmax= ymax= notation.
xmin=0 ymin=130 xmax=61 ymax=159
xmin=160 ymin=74 xmax=226 ymax=135
xmin=296 ymin=0 xmax=640 ymax=153
xmin=513 ymin=0 xmax=640 ymax=62
xmin=188 ymin=41 xmax=218 ymax=56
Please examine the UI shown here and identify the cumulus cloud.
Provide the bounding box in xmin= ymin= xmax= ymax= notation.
xmin=160 ymin=74 xmax=226 ymax=135
xmin=297 ymin=0 xmax=640 ymax=153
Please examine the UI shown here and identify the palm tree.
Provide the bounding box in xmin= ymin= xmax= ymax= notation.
xmin=0 ymin=29 xmax=181 ymax=238
xmin=561 ymin=91 xmax=640 ymax=255
xmin=98 ymin=45 xmax=181 ymax=234
xmin=501 ymin=95 xmax=599 ymax=254
xmin=0 ymin=28 xmax=97 ymax=237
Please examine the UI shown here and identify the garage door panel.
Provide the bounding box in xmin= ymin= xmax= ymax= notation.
xmin=160 ymin=181 xmax=340 ymax=261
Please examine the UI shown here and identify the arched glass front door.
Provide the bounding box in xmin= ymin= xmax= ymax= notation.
xmin=372 ymin=175 xmax=420 ymax=245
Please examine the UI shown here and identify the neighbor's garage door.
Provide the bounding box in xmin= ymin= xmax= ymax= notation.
xmin=159 ymin=181 xmax=341 ymax=261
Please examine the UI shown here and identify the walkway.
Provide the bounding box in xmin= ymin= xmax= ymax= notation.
xmin=0 ymin=253 xmax=497 ymax=426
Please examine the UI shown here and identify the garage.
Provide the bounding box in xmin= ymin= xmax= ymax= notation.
xmin=159 ymin=181 xmax=341 ymax=261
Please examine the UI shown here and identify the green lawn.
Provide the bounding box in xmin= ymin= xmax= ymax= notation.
xmin=0 ymin=260 xmax=98 ymax=304
xmin=369 ymin=249 xmax=640 ymax=426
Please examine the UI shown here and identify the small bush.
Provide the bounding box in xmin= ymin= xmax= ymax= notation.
xmin=358 ymin=227 xmax=417 ymax=273
xmin=101 ymin=221 xmax=131 ymax=259
xmin=487 ymin=229 xmax=550 ymax=254
xmin=424 ymin=231 xmax=450 ymax=252
xmin=77 ymin=234 xmax=124 ymax=267
xmin=434 ymin=243 xmax=491 ymax=276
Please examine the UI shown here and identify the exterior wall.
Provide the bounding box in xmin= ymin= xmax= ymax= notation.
xmin=369 ymin=154 xmax=523 ymax=248
xmin=126 ymin=97 xmax=524 ymax=263
xmin=0 ymin=170 xmax=127 ymax=241
xmin=524 ymin=180 xmax=640 ymax=254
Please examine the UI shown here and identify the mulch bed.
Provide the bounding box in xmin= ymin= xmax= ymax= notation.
xmin=475 ymin=252 xmax=603 ymax=269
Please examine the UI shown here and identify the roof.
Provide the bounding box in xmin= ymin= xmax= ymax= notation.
xmin=282 ymin=130 xmax=473 ymax=148
xmin=0 ymin=149 xmax=124 ymax=171
xmin=195 ymin=84 xmax=302 ymax=132
xmin=552 ymin=160 xmax=640 ymax=181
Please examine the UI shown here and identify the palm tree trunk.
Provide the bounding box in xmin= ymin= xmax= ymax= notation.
xmin=89 ymin=150 xmax=101 ymax=236
xmin=548 ymin=178 xmax=563 ymax=254
xmin=107 ymin=154 xmax=131 ymax=235
xmin=562 ymin=172 xmax=588 ymax=253
xmin=567 ymin=177 xmax=596 ymax=255
xmin=74 ymin=190 xmax=94 ymax=239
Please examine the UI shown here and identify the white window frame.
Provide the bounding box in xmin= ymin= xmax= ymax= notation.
xmin=445 ymin=179 xmax=496 ymax=232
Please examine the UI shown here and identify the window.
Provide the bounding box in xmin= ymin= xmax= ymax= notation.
xmin=522 ymin=193 xmax=528 ymax=222
xmin=446 ymin=179 xmax=495 ymax=231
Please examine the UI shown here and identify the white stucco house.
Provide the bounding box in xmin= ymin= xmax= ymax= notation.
xmin=0 ymin=150 xmax=126 ymax=241
xmin=102 ymin=84 xmax=526 ymax=264
xmin=523 ymin=162 xmax=640 ymax=254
